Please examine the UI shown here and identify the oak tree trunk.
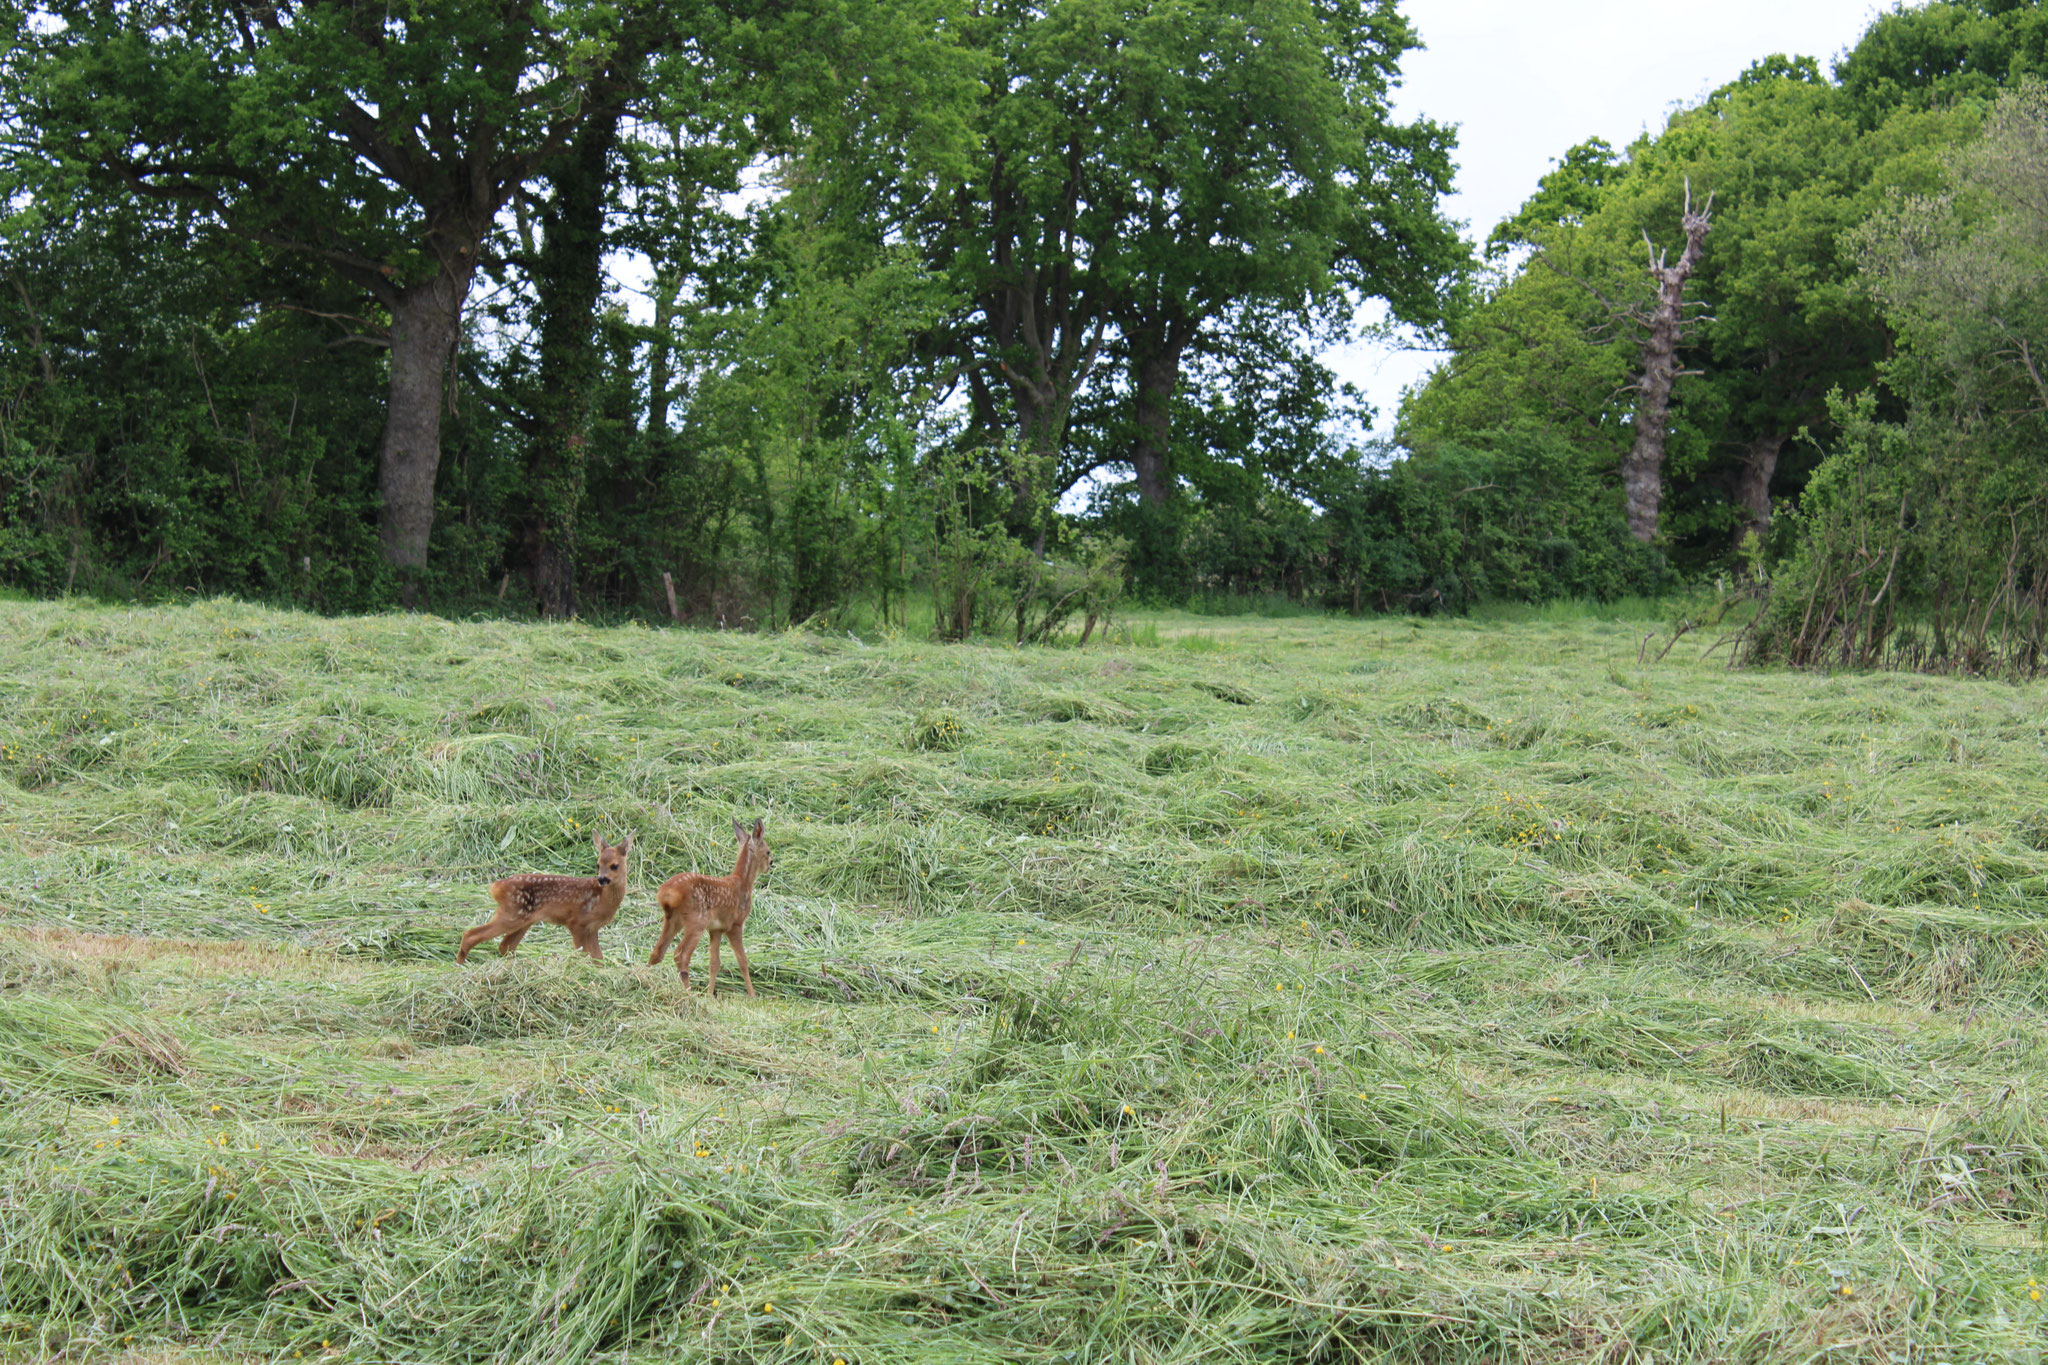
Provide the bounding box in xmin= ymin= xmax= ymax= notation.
xmin=979 ymin=137 xmax=1104 ymax=551
xmin=1622 ymin=195 xmax=1711 ymax=543
xmin=525 ymin=99 xmax=624 ymax=620
xmin=1731 ymin=431 xmax=1785 ymax=546
xmin=1129 ymin=325 xmax=1190 ymax=507
xmin=379 ymin=264 xmax=474 ymax=598
xmin=1010 ymin=382 xmax=1063 ymax=550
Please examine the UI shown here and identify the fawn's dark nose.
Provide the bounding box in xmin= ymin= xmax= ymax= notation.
xmin=597 ymin=875 xmax=611 ymax=885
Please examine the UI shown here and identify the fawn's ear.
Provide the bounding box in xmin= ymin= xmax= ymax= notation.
xmin=752 ymin=817 xmax=765 ymax=838
xmin=618 ymin=833 xmax=633 ymax=854
xmin=592 ymin=831 xmax=604 ymax=853
xmin=733 ymin=818 xmax=746 ymax=842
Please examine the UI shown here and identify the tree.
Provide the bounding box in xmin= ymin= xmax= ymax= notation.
xmin=516 ymin=0 xmax=978 ymax=617
xmin=1835 ymin=0 xmax=2048 ymax=126
xmin=921 ymin=0 xmax=1112 ymax=545
xmin=1091 ymin=0 xmax=1461 ymax=513
xmin=1749 ymin=82 xmax=2048 ymax=672
xmin=12 ymin=0 xmax=638 ymax=599
xmin=1403 ymin=51 xmax=1981 ymax=567
xmin=0 ymin=176 xmax=391 ymax=602
xmin=1621 ymin=186 xmax=1710 ymax=542
xmin=520 ymin=29 xmax=649 ymax=619
xmin=925 ymin=0 xmax=1459 ymax=547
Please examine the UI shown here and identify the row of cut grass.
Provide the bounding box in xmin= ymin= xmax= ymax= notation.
xmin=2 ymin=597 xmax=2045 ymax=1361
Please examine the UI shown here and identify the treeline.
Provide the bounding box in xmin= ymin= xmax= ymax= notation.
xmin=1404 ymin=0 xmax=2048 ymax=670
xmin=0 ymin=0 xmax=1468 ymax=626
xmin=4 ymin=1 xmax=2047 ymax=650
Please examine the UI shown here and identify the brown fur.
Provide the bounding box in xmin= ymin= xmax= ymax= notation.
xmin=457 ymin=832 xmax=633 ymax=963
xmin=649 ymin=818 xmax=771 ymax=996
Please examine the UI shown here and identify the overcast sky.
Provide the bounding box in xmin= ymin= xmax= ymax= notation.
xmin=1334 ymin=0 xmax=1889 ymax=439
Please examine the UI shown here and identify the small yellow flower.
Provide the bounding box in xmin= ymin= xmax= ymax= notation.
xmin=1121 ymin=1104 xmax=1134 ymax=1116
xmin=1314 ymin=1045 xmax=1325 ymax=1055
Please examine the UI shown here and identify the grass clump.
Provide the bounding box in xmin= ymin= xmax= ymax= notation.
xmin=907 ymin=708 xmax=969 ymax=751
xmin=3 ymin=598 xmax=2048 ymax=1361
xmin=1141 ymin=740 xmax=1209 ymax=775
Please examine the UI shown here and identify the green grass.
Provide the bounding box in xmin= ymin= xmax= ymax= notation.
xmin=2 ymin=597 xmax=2047 ymax=1363
xmin=1465 ymin=592 xmax=1730 ymax=626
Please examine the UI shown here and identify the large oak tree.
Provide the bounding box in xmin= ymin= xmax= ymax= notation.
xmin=924 ymin=0 xmax=1459 ymax=544
xmin=15 ymin=0 xmax=632 ymax=598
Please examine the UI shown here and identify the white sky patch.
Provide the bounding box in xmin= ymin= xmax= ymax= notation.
xmin=1335 ymin=0 xmax=1888 ymax=440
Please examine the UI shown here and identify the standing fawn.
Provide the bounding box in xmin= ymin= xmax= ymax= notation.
xmin=650 ymin=818 xmax=771 ymax=997
xmin=457 ymin=832 xmax=634 ymax=963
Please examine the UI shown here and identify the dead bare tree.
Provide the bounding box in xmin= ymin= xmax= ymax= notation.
xmin=1622 ymin=182 xmax=1713 ymax=543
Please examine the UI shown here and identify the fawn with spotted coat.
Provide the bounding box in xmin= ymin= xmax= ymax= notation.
xmin=458 ymin=832 xmax=633 ymax=963
xmin=649 ymin=818 xmax=770 ymax=996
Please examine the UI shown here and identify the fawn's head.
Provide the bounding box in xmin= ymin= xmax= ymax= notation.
xmin=593 ymin=831 xmax=633 ymax=886
xmin=732 ymin=817 xmax=770 ymax=878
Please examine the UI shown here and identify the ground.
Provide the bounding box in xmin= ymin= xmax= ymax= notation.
xmin=2 ymin=597 xmax=2045 ymax=1362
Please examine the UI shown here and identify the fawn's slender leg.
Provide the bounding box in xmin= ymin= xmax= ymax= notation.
xmin=648 ymin=914 xmax=680 ymax=966
xmin=728 ymin=924 xmax=756 ymax=998
xmin=566 ymin=922 xmax=599 ymax=961
xmin=458 ymin=916 xmax=507 ymax=963
xmin=579 ymin=924 xmax=604 ymax=963
xmin=498 ymin=922 xmax=534 ymax=957
xmin=705 ymin=932 xmax=722 ymax=997
xmin=674 ymin=925 xmax=705 ymax=989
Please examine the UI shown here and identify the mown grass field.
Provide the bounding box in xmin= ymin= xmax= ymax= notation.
xmin=3 ymin=596 xmax=2047 ymax=1364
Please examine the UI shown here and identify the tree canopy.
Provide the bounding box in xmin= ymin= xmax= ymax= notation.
xmin=7 ymin=0 xmax=2048 ymax=662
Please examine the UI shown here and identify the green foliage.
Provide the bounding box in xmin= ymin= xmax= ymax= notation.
xmin=1394 ymin=430 xmax=1672 ymax=605
xmin=1484 ymin=136 xmax=1623 ymax=258
xmin=1406 ymin=38 xmax=1990 ymax=571
xmin=1836 ymin=0 xmax=2048 ymax=125
xmin=924 ymin=0 xmax=1461 ymax=516
xmin=1121 ymin=432 xmax=1667 ymax=613
xmin=52 ymin=0 xmax=2048 ymax=638
xmin=1747 ymin=85 xmax=2048 ymax=675
xmin=0 ymin=187 xmax=391 ymax=606
xmin=0 ymin=0 xmax=1476 ymax=629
